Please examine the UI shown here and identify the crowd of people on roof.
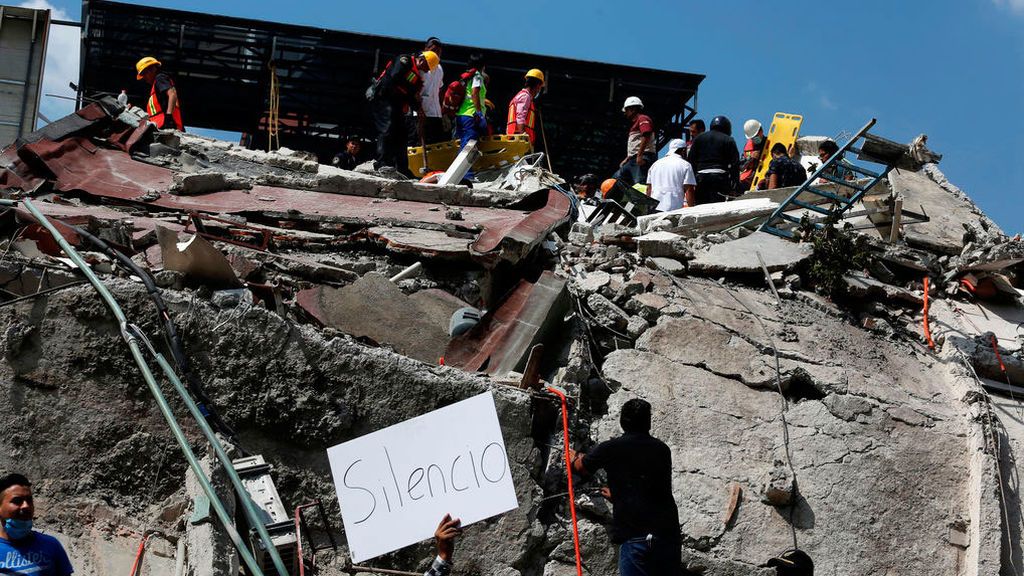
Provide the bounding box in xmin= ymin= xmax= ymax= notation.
xmin=130 ymin=39 xmax=856 ymax=216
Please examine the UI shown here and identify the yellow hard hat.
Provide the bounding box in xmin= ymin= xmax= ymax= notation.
xmin=135 ymin=56 xmax=161 ymax=79
xmin=525 ymin=68 xmax=545 ymax=84
xmin=421 ymin=51 xmax=440 ymax=71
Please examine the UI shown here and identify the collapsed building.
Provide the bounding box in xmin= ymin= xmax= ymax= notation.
xmin=0 ymin=93 xmax=1023 ymax=576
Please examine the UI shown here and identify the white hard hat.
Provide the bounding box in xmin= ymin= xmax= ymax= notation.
xmin=667 ymin=138 xmax=685 ymax=154
xmin=622 ymin=96 xmax=644 ymax=111
xmin=743 ymin=119 xmax=763 ymax=140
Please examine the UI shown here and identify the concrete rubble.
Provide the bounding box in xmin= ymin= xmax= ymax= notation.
xmin=0 ymin=99 xmax=1023 ymax=576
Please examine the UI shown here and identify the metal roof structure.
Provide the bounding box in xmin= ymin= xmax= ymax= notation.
xmin=0 ymin=5 xmax=50 ymax=146
xmin=79 ymin=0 xmax=704 ymax=177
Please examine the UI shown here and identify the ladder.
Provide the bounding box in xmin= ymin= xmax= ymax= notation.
xmin=759 ymin=118 xmax=895 ymax=239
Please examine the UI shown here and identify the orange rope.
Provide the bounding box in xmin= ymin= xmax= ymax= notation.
xmin=546 ymin=386 xmax=583 ymax=576
xmin=991 ymin=334 xmax=1007 ymax=373
xmin=128 ymin=533 xmax=152 ymax=576
xmin=922 ymin=276 xmax=935 ymax=350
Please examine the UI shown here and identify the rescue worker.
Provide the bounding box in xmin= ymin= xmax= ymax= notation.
xmin=506 ymin=69 xmax=545 ymax=147
xmin=684 ymin=119 xmax=705 ymax=159
xmin=568 ymin=399 xmax=680 ymax=576
xmin=614 ymin=96 xmax=657 ymax=186
xmin=764 ymin=142 xmax=807 ymax=189
xmin=686 ymin=115 xmax=740 ymax=205
xmin=332 ymin=137 xmax=362 ymax=171
xmin=420 ymin=38 xmax=447 ymax=144
xmin=739 ymin=118 xmax=765 ymax=190
xmin=369 ymin=50 xmax=440 ymax=176
xmin=135 ymin=56 xmax=184 ymax=131
xmin=455 ymin=53 xmax=487 ymax=180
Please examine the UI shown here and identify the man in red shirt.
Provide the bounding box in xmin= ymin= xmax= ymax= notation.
xmin=506 ymin=68 xmax=545 ymax=147
xmin=614 ymin=97 xmax=657 ymax=186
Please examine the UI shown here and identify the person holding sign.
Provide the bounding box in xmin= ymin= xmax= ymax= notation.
xmin=423 ymin=514 xmax=461 ymax=576
xmin=568 ymin=399 xmax=681 ymax=576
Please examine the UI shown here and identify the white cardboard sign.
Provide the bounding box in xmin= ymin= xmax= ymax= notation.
xmin=327 ymin=392 xmax=519 ymax=562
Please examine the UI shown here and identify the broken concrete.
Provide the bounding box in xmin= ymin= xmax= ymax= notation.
xmin=295 ymin=272 xmax=457 ymax=364
xmin=1 ymin=100 xmax=1022 ymax=576
xmin=638 ymin=197 xmax=779 ymax=235
xmin=687 ymin=231 xmax=813 ymax=275
xmin=890 ymin=167 xmax=1002 ymax=255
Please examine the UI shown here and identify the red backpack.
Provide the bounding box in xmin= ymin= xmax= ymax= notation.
xmin=441 ymin=68 xmax=477 ymax=117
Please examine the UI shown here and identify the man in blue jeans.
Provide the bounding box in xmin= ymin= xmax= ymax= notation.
xmin=569 ymin=399 xmax=680 ymax=576
xmin=455 ymin=53 xmax=487 ymax=182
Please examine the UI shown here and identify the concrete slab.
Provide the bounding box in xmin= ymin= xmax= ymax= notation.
xmin=843 ymin=273 xmax=923 ymax=306
xmin=688 ymin=231 xmax=812 ymax=275
xmin=890 ymin=168 xmax=991 ymax=255
xmin=366 ymin=226 xmax=472 ymax=259
xmin=638 ymin=197 xmax=778 ymax=235
xmin=295 ymin=272 xmax=452 ymax=363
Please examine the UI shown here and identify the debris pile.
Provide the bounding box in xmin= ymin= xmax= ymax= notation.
xmin=1 ymin=99 xmax=1023 ymax=576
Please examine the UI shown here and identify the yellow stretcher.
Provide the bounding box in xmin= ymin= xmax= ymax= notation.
xmin=407 ymin=134 xmax=533 ymax=176
xmin=750 ymin=112 xmax=803 ymax=191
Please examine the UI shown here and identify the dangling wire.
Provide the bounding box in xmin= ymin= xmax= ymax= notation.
xmin=268 ymin=63 xmax=281 ymax=152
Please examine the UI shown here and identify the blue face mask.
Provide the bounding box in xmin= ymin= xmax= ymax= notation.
xmin=4 ymin=519 xmax=32 ymax=540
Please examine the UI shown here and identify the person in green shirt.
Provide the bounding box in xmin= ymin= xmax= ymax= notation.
xmin=455 ymin=53 xmax=487 ymax=180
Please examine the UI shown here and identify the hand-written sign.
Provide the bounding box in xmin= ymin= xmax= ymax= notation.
xmin=327 ymin=392 xmax=519 ymax=562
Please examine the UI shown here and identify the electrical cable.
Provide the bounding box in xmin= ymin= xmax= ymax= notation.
xmin=1 ymin=208 xmax=242 ymax=449
xmin=4 ymin=198 xmax=270 ymax=576
xmin=546 ymin=386 xmax=584 ymax=576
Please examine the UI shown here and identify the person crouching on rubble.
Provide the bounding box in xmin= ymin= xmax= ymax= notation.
xmin=568 ymin=399 xmax=681 ymax=576
xmin=0 ymin=473 xmax=74 ymax=576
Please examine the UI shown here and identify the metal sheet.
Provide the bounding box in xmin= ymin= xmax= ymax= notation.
xmin=7 ymin=136 xmax=569 ymax=265
xmin=443 ymin=271 xmax=567 ymax=375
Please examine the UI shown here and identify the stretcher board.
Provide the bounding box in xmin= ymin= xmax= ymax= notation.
xmin=750 ymin=112 xmax=803 ymax=191
xmin=408 ymin=134 xmax=532 ymax=176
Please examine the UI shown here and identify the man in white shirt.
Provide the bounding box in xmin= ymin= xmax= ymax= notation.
xmin=646 ymin=138 xmax=697 ymax=211
xmin=420 ymin=37 xmax=446 ymax=144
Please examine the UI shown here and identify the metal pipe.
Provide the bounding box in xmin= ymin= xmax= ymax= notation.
xmin=11 ymin=198 xmax=267 ymax=576
xmin=142 ymin=342 xmax=292 ymax=576
xmin=389 ymin=261 xmax=422 ymax=283
xmin=173 ymin=536 xmax=186 ymax=576
xmin=17 ymin=10 xmax=37 ymax=137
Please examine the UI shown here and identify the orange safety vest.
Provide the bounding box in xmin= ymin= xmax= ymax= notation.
xmin=740 ymin=136 xmax=762 ymax=183
xmin=147 ymin=76 xmax=184 ymax=130
xmin=506 ymin=88 xmax=537 ymax=144
xmin=377 ymin=56 xmax=424 ymax=106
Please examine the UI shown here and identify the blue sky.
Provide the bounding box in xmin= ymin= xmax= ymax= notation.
xmin=26 ymin=0 xmax=1024 ymax=234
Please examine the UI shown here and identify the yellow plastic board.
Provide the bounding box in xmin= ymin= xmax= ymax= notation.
xmin=408 ymin=134 xmax=533 ymax=176
xmin=750 ymin=112 xmax=803 ymax=191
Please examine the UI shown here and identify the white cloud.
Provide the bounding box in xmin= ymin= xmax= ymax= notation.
xmin=804 ymin=82 xmax=838 ymax=111
xmin=993 ymin=0 xmax=1024 ymax=13
xmin=18 ymin=0 xmax=80 ymax=126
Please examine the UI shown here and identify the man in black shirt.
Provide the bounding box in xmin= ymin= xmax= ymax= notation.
xmin=686 ymin=115 xmax=739 ymax=205
xmin=332 ymin=137 xmax=363 ymax=171
xmin=367 ymin=51 xmax=439 ymax=176
xmin=764 ymin=143 xmax=807 ymax=190
xmin=569 ymin=398 xmax=680 ymax=576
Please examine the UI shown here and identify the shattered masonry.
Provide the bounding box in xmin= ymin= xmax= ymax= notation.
xmin=1 ymin=97 xmax=1024 ymax=576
